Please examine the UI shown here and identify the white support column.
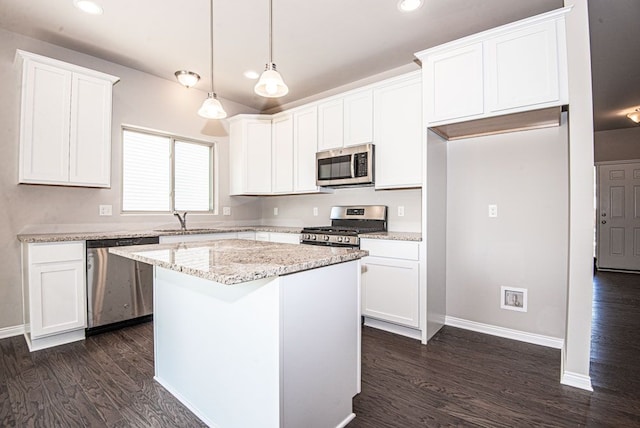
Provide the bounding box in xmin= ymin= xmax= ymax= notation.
xmin=562 ymin=0 xmax=595 ymax=391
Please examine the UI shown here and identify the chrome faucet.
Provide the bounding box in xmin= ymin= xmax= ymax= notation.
xmin=173 ymin=211 xmax=188 ymax=231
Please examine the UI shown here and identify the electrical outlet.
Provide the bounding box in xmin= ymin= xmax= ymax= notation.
xmin=398 ymin=206 xmax=405 ymax=217
xmin=274 ymin=207 xmax=279 ymax=216
xmin=223 ymin=206 xmax=231 ymax=216
xmin=313 ymin=207 xmax=318 ymax=216
xmin=488 ymin=204 xmax=498 ymax=218
xmin=99 ymin=205 xmax=112 ymax=216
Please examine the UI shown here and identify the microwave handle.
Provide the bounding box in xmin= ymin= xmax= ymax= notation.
xmin=351 ymin=154 xmax=356 ymax=179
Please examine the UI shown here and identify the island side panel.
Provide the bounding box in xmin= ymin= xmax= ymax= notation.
xmin=280 ymin=260 xmax=361 ymax=428
xmin=153 ymin=267 xmax=282 ymax=428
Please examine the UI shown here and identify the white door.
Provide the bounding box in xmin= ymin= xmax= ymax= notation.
xmin=597 ymin=162 xmax=640 ymax=271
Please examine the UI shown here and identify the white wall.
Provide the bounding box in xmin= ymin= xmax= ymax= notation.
xmin=0 ymin=28 xmax=261 ymax=330
xmin=594 ymin=127 xmax=640 ymax=162
xmin=446 ymin=120 xmax=569 ymax=339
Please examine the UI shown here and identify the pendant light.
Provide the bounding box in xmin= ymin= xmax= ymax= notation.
xmin=198 ymin=0 xmax=227 ymax=119
xmin=254 ymin=0 xmax=289 ymax=98
xmin=627 ymin=108 xmax=640 ymax=124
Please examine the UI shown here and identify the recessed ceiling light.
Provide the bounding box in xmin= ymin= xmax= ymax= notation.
xmin=397 ymin=0 xmax=423 ymax=12
xmin=74 ymin=0 xmax=103 ymax=15
xmin=244 ymin=70 xmax=260 ymax=80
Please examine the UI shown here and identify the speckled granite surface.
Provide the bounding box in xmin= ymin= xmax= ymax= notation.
xmin=17 ymin=226 xmax=304 ymax=243
xmin=359 ymin=231 xmax=422 ymax=241
xmin=18 ymin=226 xmax=421 ymax=243
xmin=109 ymin=239 xmax=368 ymax=285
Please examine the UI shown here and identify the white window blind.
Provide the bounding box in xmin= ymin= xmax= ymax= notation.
xmin=122 ymin=129 xmax=213 ymax=212
xmin=175 ymin=140 xmax=211 ymax=211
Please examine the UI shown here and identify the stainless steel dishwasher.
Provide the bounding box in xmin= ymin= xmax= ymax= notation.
xmin=86 ymin=236 xmax=159 ymax=334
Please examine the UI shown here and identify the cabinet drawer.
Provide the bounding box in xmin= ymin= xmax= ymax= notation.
xmin=255 ymin=232 xmax=270 ymax=241
xmin=360 ymin=239 xmax=419 ymax=260
xmin=29 ymin=242 xmax=84 ymax=264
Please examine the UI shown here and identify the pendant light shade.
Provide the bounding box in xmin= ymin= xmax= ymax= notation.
xmin=255 ymin=63 xmax=288 ymax=97
xmin=627 ymin=108 xmax=640 ymax=124
xmin=199 ymin=92 xmax=227 ymax=119
xmin=199 ymin=0 xmax=227 ymax=119
xmin=255 ymin=0 xmax=288 ymax=98
xmin=175 ymin=70 xmax=200 ymax=88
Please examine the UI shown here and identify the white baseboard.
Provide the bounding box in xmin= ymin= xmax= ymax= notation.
xmin=0 ymin=324 xmax=25 ymax=339
xmin=363 ymin=317 xmax=422 ymax=340
xmin=445 ymin=316 xmax=564 ymax=349
xmin=561 ymin=371 xmax=593 ymax=391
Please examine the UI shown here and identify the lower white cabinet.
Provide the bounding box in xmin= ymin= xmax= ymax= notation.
xmin=360 ymin=239 xmax=420 ymax=328
xmin=256 ymin=231 xmax=300 ymax=244
xmin=22 ymin=241 xmax=87 ymax=351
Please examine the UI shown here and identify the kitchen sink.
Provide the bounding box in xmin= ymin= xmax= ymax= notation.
xmin=154 ymin=228 xmax=220 ymax=234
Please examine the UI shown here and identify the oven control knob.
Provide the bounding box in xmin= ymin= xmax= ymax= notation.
xmin=311 ymin=235 xmax=317 ymax=240
xmin=337 ymin=236 xmax=343 ymax=242
xmin=324 ymin=235 xmax=330 ymax=241
xmin=343 ymin=237 xmax=349 ymax=244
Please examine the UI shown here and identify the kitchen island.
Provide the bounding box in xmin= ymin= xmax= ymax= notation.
xmin=110 ymin=239 xmax=367 ymax=428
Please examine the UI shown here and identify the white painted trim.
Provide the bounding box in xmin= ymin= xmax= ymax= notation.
xmin=336 ymin=413 xmax=356 ymax=428
xmin=561 ymin=370 xmax=593 ymax=392
xmin=0 ymin=324 xmax=25 ymax=339
xmin=363 ymin=317 xmax=422 ymax=340
xmin=154 ymin=376 xmax=216 ymax=427
xmin=24 ymin=329 xmax=85 ymax=352
xmin=445 ymin=316 xmax=564 ymax=349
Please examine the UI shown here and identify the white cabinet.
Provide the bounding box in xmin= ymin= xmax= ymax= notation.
xmin=293 ymin=106 xmax=320 ymax=193
xmin=255 ymin=231 xmax=300 ymax=244
xmin=318 ymin=98 xmax=344 ymax=151
xmin=317 ymin=89 xmax=373 ymax=151
xmin=17 ymin=50 xmax=119 ymax=188
xmin=360 ymin=239 xmax=420 ymax=328
xmin=486 ymin=20 xmax=562 ymax=113
xmin=423 ymin=43 xmax=484 ymax=123
xmin=373 ymin=73 xmax=423 ymax=189
xmin=416 ymin=8 xmax=568 ymax=127
xmin=271 ymin=113 xmax=294 ymax=194
xmin=22 ymin=241 xmax=87 ymax=351
xmin=159 ymin=232 xmax=238 ymax=244
xmin=344 ymin=89 xmax=373 ymax=147
xmin=229 ymin=115 xmax=272 ymax=195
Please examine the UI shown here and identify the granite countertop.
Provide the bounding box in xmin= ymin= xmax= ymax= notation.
xmin=109 ymin=239 xmax=368 ymax=285
xmin=17 ymin=225 xmax=304 ymax=243
xmin=359 ymin=231 xmax=422 ymax=241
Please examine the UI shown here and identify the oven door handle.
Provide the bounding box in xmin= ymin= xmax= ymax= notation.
xmin=350 ymin=154 xmax=356 ymax=179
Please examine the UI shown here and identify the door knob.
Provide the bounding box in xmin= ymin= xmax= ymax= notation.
xmin=601 ymin=220 xmax=607 ymax=224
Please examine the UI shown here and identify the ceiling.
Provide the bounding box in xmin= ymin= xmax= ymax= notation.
xmin=0 ymin=0 xmax=636 ymax=132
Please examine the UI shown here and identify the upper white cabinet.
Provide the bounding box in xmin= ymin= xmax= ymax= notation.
xmin=373 ymin=72 xmax=423 ymax=189
xmin=416 ymin=8 xmax=569 ymax=127
xmin=344 ymin=89 xmax=374 ymax=147
xmin=229 ymin=115 xmax=272 ymax=195
xmin=272 ymin=113 xmax=294 ymax=194
xmin=318 ymin=89 xmax=374 ymax=151
xmin=318 ymin=99 xmax=344 ymax=151
xmin=17 ymin=50 xmax=119 ymax=188
xmin=293 ymin=106 xmax=320 ymax=193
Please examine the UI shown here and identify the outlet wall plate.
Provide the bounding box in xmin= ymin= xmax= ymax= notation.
xmin=99 ymin=205 xmax=112 ymax=216
xmin=501 ymin=286 xmax=527 ymax=312
xmin=223 ymin=207 xmax=231 ymax=216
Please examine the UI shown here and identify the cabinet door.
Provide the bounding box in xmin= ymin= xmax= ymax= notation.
xmin=69 ymin=73 xmax=113 ymax=187
xmin=19 ymin=60 xmax=72 ymax=184
xmin=318 ymin=99 xmax=344 ymax=151
xmin=245 ymin=119 xmax=272 ymax=194
xmin=424 ymin=43 xmax=484 ymax=124
xmin=374 ymin=75 xmax=423 ymax=189
xmin=486 ymin=20 xmax=560 ymax=113
xmin=229 ymin=119 xmax=245 ymax=196
xmin=269 ymin=233 xmax=300 ymax=244
xmin=344 ymin=89 xmax=373 ymax=147
xmin=361 ymin=256 xmax=419 ymax=328
xmin=272 ymin=114 xmax=294 ymax=193
xmin=293 ymin=106 xmax=319 ymax=192
xmin=30 ymin=260 xmax=86 ymax=338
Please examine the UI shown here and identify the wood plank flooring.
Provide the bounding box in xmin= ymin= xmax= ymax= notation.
xmin=1 ymin=270 xmax=638 ymax=427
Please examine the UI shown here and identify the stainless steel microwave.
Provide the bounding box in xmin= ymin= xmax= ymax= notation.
xmin=316 ymin=144 xmax=374 ymax=187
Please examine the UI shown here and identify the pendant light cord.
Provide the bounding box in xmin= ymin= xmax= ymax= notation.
xmin=269 ymin=0 xmax=273 ymax=63
xmin=209 ymin=0 xmax=214 ymax=93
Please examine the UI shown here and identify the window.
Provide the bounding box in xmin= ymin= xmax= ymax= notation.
xmin=122 ymin=128 xmax=214 ymax=212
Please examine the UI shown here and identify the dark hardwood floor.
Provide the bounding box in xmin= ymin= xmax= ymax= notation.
xmin=1 ymin=270 xmax=638 ymax=427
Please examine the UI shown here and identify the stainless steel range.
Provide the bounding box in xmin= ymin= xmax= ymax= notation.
xmin=300 ymin=205 xmax=387 ymax=248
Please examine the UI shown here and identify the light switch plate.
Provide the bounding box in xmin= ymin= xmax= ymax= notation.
xmin=99 ymin=205 xmax=112 ymax=216
xmin=488 ymin=204 xmax=498 ymax=218
xmin=274 ymin=207 xmax=279 ymax=216
xmin=223 ymin=206 xmax=231 ymax=216
xmin=398 ymin=206 xmax=405 ymax=217
xmin=313 ymin=207 xmax=318 ymax=216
